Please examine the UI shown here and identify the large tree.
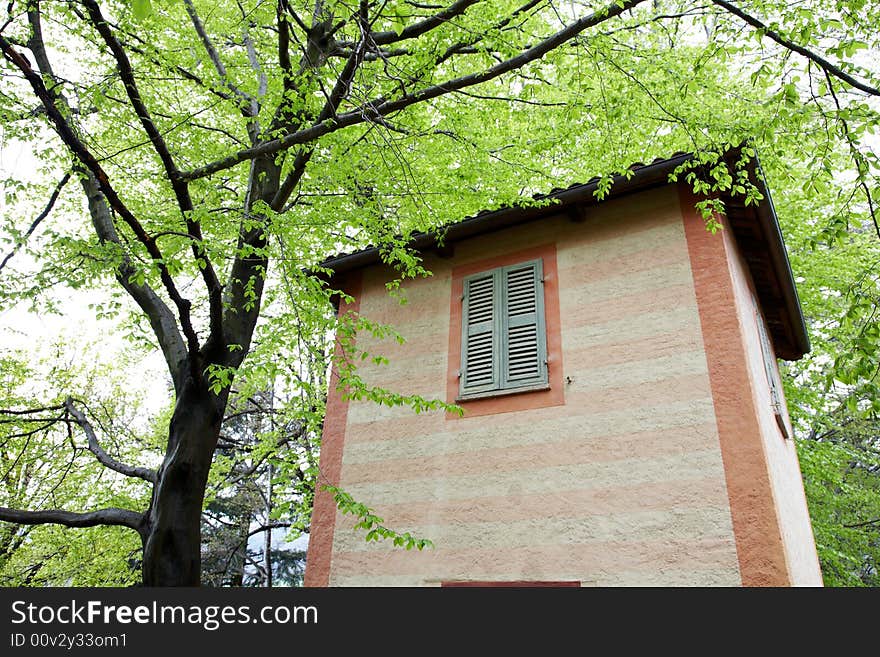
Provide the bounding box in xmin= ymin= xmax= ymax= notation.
xmin=0 ymin=0 xmax=878 ymax=585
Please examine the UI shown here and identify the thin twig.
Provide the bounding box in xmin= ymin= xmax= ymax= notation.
xmin=0 ymin=172 xmax=70 ymax=273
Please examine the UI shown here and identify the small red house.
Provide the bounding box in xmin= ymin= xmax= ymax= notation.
xmin=305 ymin=150 xmax=823 ymax=586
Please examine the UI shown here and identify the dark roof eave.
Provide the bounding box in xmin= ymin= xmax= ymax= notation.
xmin=749 ymin=161 xmax=811 ymax=359
xmin=319 ymin=151 xmax=810 ymax=360
xmin=319 ymin=153 xmax=694 ymax=275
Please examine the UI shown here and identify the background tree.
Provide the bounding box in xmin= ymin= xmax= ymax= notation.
xmin=762 ymin=146 xmax=880 ymax=585
xmin=0 ymin=0 xmax=878 ymax=585
xmin=202 ymin=384 xmax=320 ymax=588
xmin=0 ymin=345 xmax=151 ymax=585
xmin=797 ymin=416 xmax=880 ymax=585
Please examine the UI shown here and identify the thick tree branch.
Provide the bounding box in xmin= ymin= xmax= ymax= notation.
xmin=21 ymin=5 xmax=187 ymax=384
xmin=220 ymin=240 xmax=267 ymax=367
xmin=0 ymin=171 xmax=70 ymax=273
xmin=182 ymin=0 xmax=255 ymax=115
xmin=63 ymin=398 xmax=157 ymax=484
xmin=712 ymin=0 xmax=879 ymax=97
xmin=82 ymin=0 xmax=224 ymax=343
xmin=283 ymin=0 xmax=310 ymax=34
xmin=216 ymin=1 xmax=356 ymax=363
xmin=270 ymin=0 xmax=370 ymax=210
xmin=278 ymin=0 xmax=294 ymax=94
xmin=272 ymin=150 xmax=313 ymax=213
xmin=367 ymin=0 xmax=481 ymax=46
xmin=0 ymin=506 xmax=145 ymax=533
xmin=81 ymin=169 xmax=188 ymax=385
xmin=269 ymin=2 xmax=349 ymax=135
xmin=1 ymin=25 xmax=199 ymax=357
xmin=181 ymin=0 xmax=646 ymax=181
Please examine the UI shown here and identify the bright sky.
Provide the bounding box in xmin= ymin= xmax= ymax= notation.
xmin=0 ymin=135 xmax=170 ymax=419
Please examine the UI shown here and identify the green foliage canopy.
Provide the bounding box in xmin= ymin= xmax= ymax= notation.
xmin=0 ymin=0 xmax=877 ymax=585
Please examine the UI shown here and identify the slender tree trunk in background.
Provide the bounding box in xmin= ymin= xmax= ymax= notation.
xmin=264 ymin=462 xmax=273 ymax=588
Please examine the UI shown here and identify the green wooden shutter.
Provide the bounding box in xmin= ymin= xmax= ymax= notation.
xmin=754 ymin=302 xmax=792 ymax=437
xmin=460 ymin=259 xmax=547 ymax=398
xmin=501 ymin=260 xmax=547 ymax=389
xmin=460 ymin=271 xmax=500 ymax=395
xmin=756 ymin=309 xmax=783 ymax=414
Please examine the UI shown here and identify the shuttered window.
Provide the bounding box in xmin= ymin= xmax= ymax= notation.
xmin=459 ymin=259 xmax=547 ymax=398
xmin=755 ymin=304 xmax=790 ymax=439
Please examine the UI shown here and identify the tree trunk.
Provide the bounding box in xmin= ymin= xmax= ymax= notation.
xmin=138 ymin=152 xmax=278 ymax=586
xmin=264 ymin=462 xmax=273 ymax=588
xmin=141 ymin=371 xmax=224 ymax=586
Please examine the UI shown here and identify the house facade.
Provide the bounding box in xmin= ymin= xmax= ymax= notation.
xmin=305 ymin=151 xmax=824 ymax=587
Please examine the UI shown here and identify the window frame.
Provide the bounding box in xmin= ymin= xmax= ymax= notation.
xmin=446 ymin=243 xmax=564 ymax=419
xmin=754 ymin=303 xmax=791 ymax=439
xmin=459 ymin=258 xmax=549 ymax=400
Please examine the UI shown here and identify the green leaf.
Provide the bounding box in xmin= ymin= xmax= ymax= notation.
xmin=131 ymin=0 xmax=152 ymax=21
xmin=391 ymin=9 xmax=407 ymax=36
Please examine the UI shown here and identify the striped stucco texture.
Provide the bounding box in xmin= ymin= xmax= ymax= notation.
xmin=306 ymin=183 xmax=821 ymax=586
xmin=306 ymin=185 xmax=821 ymax=586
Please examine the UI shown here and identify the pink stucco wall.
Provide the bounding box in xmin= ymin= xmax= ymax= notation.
xmin=311 ymin=186 xmax=745 ymax=586
xmin=305 ymin=183 xmax=821 ymax=586
xmin=721 ymin=225 xmax=823 ymax=586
